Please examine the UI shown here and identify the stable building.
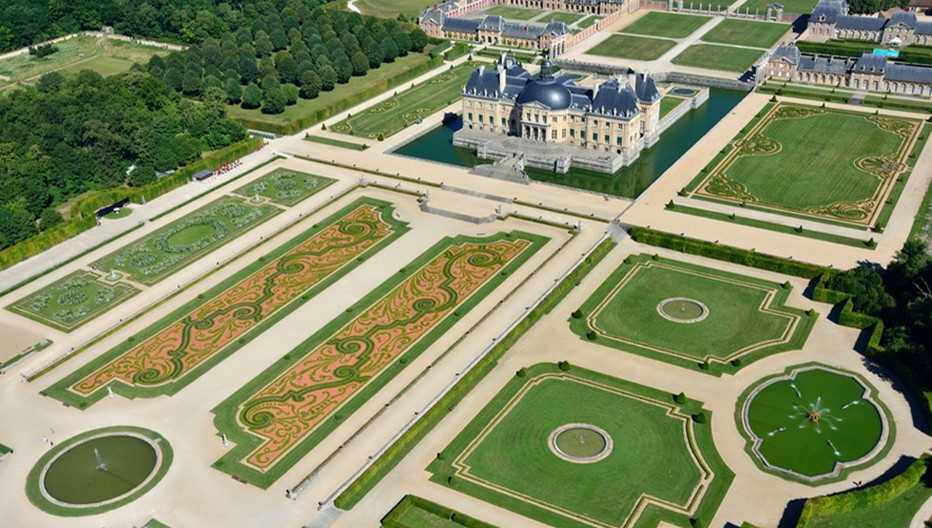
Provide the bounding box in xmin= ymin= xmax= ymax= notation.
xmin=807 ymin=0 xmax=932 ymax=45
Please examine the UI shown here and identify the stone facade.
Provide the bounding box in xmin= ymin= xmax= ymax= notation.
xmin=763 ymin=44 xmax=932 ymax=97
xmin=806 ymin=0 xmax=932 ymax=45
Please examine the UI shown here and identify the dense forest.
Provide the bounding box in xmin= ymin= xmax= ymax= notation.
xmin=0 ymin=70 xmax=245 ymax=250
xmin=846 ymin=0 xmax=909 ymax=15
xmin=147 ymin=9 xmax=427 ymax=114
xmin=827 ymin=240 xmax=932 ymax=408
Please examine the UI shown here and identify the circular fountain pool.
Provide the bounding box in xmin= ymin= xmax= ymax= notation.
xmin=549 ymin=424 xmax=613 ymax=463
xmin=26 ymin=427 xmax=172 ymax=516
xmin=739 ymin=365 xmax=889 ymax=482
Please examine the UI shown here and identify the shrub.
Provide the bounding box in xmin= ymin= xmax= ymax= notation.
xmin=585 ymin=330 xmax=597 ymax=341
xmin=783 ymin=280 xmax=792 ymax=289
xmin=674 ymin=392 xmax=688 ymax=404
xmin=571 ymin=309 xmax=583 ymax=319
xmin=731 ymin=358 xmax=742 ymax=367
xmin=516 ymin=368 xmax=526 ymax=377
xmin=699 ymin=359 xmax=710 ymax=370
xmin=693 ymin=411 xmax=708 ymax=424
xmin=557 ymin=360 xmax=572 ymax=371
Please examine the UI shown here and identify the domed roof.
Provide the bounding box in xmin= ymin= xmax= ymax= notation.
xmin=516 ymin=60 xmax=572 ymax=110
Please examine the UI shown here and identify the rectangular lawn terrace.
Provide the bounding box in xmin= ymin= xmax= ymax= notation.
xmin=429 ymin=363 xmax=733 ymax=528
xmin=46 ymin=199 xmax=408 ymax=408
xmin=233 ymin=168 xmax=336 ymax=206
xmin=620 ymin=12 xmax=712 ymax=38
xmin=570 ymin=254 xmax=813 ymax=375
xmin=671 ymin=44 xmax=764 ymax=73
xmin=211 ymin=231 xmax=547 ymax=488
xmin=691 ymin=103 xmax=922 ymax=227
xmin=699 ymin=19 xmax=789 ymax=49
xmin=587 ymin=34 xmax=677 ymax=61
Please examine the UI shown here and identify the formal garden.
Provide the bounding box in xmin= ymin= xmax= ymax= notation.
xmin=233 ymin=168 xmax=335 ymax=207
xmin=211 ymin=231 xmax=546 ymax=487
xmin=428 ymin=363 xmax=733 ymax=528
xmin=671 ymin=44 xmax=765 ymax=73
xmin=698 ymin=19 xmax=789 ymax=49
xmin=587 ymin=34 xmax=677 ymax=61
xmin=737 ymin=363 xmax=894 ymax=483
xmin=331 ymin=62 xmax=475 ymax=140
xmin=689 ymin=103 xmax=921 ymax=227
xmin=92 ymin=197 xmax=280 ymax=285
xmin=570 ymin=254 xmax=813 ymax=375
xmin=46 ymin=199 xmax=407 ymax=408
xmin=7 ymin=271 xmax=140 ymax=332
xmin=620 ymin=12 xmax=711 ymax=39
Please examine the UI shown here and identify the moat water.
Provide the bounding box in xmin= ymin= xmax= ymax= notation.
xmin=393 ymin=87 xmax=746 ymax=199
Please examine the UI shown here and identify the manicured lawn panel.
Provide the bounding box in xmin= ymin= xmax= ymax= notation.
xmin=691 ymin=103 xmax=922 ymax=227
xmin=576 ymin=16 xmax=602 ymax=29
xmin=233 ymin=168 xmax=336 ymax=206
xmin=671 ymin=44 xmax=764 ymax=72
xmin=92 ymin=197 xmax=281 ymax=286
xmin=303 ymin=135 xmax=369 ymax=150
xmin=429 ymin=363 xmax=733 ymax=528
xmin=588 ymin=34 xmax=677 ymax=61
xmin=570 ymin=253 xmax=814 ymax=375
xmin=485 ymin=6 xmax=545 ymax=19
xmin=354 ymin=0 xmax=437 ymax=18
xmin=332 ymin=62 xmax=475 ymax=139
xmin=700 ymin=19 xmax=790 ymax=48
xmin=382 ymin=495 xmax=500 ymax=528
xmin=740 ymin=0 xmax=819 ymax=13
xmin=660 ymin=96 xmax=685 ymax=119
xmin=45 ymin=198 xmax=409 ymax=409
xmin=0 ymin=442 xmax=11 ymax=455
xmin=7 ymin=271 xmax=141 ymax=332
xmin=621 ymin=12 xmax=712 ymax=38
xmin=212 ymin=231 xmax=548 ymax=488
xmin=545 ymin=11 xmax=585 ymax=25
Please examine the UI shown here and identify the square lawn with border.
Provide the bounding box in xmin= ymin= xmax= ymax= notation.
xmin=92 ymin=197 xmax=281 ymax=286
xmin=545 ymin=11 xmax=585 ymax=25
xmin=699 ymin=19 xmax=790 ymax=48
xmin=740 ymin=0 xmax=819 ymax=13
xmin=576 ymin=16 xmax=602 ymax=29
xmin=587 ymin=34 xmax=677 ymax=61
xmin=570 ymin=254 xmax=813 ymax=374
xmin=429 ymin=363 xmax=733 ymax=528
xmin=620 ymin=12 xmax=712 ymax=38
xmin=484 ymin=6 xmax=544 ymax=19
xmin=233 ymin=168 xmax=335 ymax=206
xmin=7 ymin=271 xmax=140 ymax=333
xmin=671 ymin=44 xmax=764 ymax=72
xmin=692 ymin=103 xmax=922 ymax=227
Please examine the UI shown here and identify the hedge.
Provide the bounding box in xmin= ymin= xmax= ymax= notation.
xmin=628 ymin=227 xmax=826 ymax=278
xmin=0 ymin=137 xmax=261 ymax=272
xmin=381 ymin=495 xmax=500 ymax=528
xmin=232 ymin=55 xmax=445 ymax=135
xmin=333 ymin=238 xmax=616 ymax=509
xmin=796 ymin=454 xmax=931 ymax=528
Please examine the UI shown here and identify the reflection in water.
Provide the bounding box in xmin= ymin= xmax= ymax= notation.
xmin=393 ymin=88 xmax=746 ymax=199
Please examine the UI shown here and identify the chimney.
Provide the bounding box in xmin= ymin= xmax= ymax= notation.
xmin=593 ymin=82 xmax=600 ymax=100
xmin=499 ymin=68 xmax=506 ymax=94
xmin=628 ymin=71 xmax=638 ymax=90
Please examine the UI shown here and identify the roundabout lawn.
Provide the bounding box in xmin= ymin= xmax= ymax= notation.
xmin=571 ymin=254 xmax=813 ymax=374
xmin=429 ymin=363 xmax=732 ymax=528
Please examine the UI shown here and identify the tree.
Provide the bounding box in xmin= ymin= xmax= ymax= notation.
xmin=409 ymin=28 xmax=428 ymax=52
xmin=164 ymin=67 xmax=184 ymax=91
xmin=318 ymin=64 xmax=337 ymax=91
xmin=351 ymin=51 xmax=369 ymax=76
xmin=261 ymin=88 xmax=286 ymax=114
xmin=365 ymin=40 xmax=383 ymax=68
xmin=182 ymin=69 xmax=203 ymax=96
xmin=38 ymin=207 xmax=63 ymax=231
xmin=298 ymin=70 xmax=321 ymax=99
xmin=274 ymin=51 xmax=299 ymax=84
xmin=381 ymin=36 xmax=399 ymax=62
xmin=224 ymin=77 xmax=242 ymax=103
xmin=282 ymin=83 xmax=299 ymax=105
xmin=37 ymin=71 xmax=65 ymax=93
xmin=254 ymin=30 xmax=273 ymax=57
xmin=827 ymin=265 xmax=896 ymax=315
xmin=242 ymin=83 xmax=263 ymax=108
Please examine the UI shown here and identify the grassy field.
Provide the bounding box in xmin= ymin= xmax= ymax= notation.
xmin=587 ymin=34 xmax=677 ymax=61
xmin=693 ymin=104 xmax=920 ymax=226
xmin=233 ymin=168 xmax=335 ymax=206
xmin=92 ymin=197 xmax=280 ymax=285
xmin=331 ymin=62 xmax=474 ymax=139
xmin=226 ymin=52 xmax=434 ymax=128
xmin=303 ymin=135 xmax=369 ymax=150
xmin=577 ymin=15 xmax=602 ymax=29
xmin=700 ymin=19 xmax=790 ymax=48
xmin=620 ymin=12 xmax=711 ymax=38
xmin=382 ymin=496 xmax=500 ymax=528
xmin=485 ymin=6 xmax=545 ymax=19
xmin=429 ymin=363 xmax=733 ymax=528
xmin=544 ymin=11 xmax=585 ymax=25
xmin=571 ymin=254 xmax=813 ymax=374
xmin=353 ymin=0 xmax=436 ymax=18
xmin=660 ymin=95 xmax=684 ymax=119
xmin=0 ymin=35 xmax=168 ymax=88
xmin=7 ymin=271 xmax=140 ymax=333
xmin=671 ymin=44 xmax=764 ymax=72
xmin=740 ymin=0 xmax=819 ymax=13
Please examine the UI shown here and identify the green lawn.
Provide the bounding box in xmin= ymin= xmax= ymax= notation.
xmin=484 ymin=6 xmax=545 ymax=19
xmin=700 ymin=19 xmax=790 ymax=49
xmin=331 ymin=62 xmax=475 ymax=139
xmin=571 ymin=254 xmax=813 ymax=374
xmin=671 ymin=44 xmax=764 ymax=72
xmin=92 ymin=197 xmax=280 ymax=285
xmin=104 ymin=206 xmax=132 ymax=219
xmin=620 ymin=12 xmax=712 ymax=38
xmin=740 ymin=0 xmax=819 ymax=13
xmin=576 ymin=16 xmax=602 ymax=29
xmin=543 ymin=11 xmax=584 ymax=25
xmin=382 ymin=496 xmax=500 ymax=528
xmin=226 ymin=52 xmax=434 ymax=128
xmin=660 ymin=96 xmax=684 ymax=119
xmin=429 ymin=363 xmax=733 ymax=528
xmin=0 ymin=35 xmax=167 ymax=88
xmin=233 ymin=168 xmax=335 ymax=206
xmin=7 ymin=271 xmax=140 ymax=332
xmin=694 ymin=104 xmax=920 ymax=226
xmin=303 ymin=135 xmax=369 ymax=150
xmin=354 ymin=0 xmax=436 ymax=18
xmin=587 ymin=34 xmax=677 ymax=61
